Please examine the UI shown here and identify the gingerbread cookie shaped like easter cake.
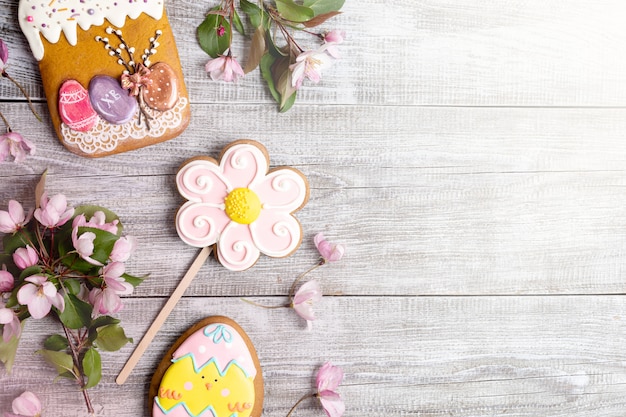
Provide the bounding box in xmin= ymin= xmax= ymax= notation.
xmin=150 ymin=316 xmax=264 ymax=417
xmin=18 ymin=0 xmax=190 ymax=157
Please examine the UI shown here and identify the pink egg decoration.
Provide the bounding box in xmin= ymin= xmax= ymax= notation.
xmin=58 ymin=79 xmax=98 ymax=132
xmin=142 ymin=62 xmax=179 ymax=112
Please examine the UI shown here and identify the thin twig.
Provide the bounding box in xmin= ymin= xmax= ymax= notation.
xmin=285 ymin=393 xmax=315 ymax=417
xmin=2 ymin=72 xmax=42 ymax=122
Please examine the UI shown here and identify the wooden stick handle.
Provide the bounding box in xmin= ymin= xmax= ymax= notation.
xmin=116 ymin=246 xmax=212 ymax=385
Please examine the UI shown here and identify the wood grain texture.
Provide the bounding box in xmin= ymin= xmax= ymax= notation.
xmin=3 ymin=296 xmax=626 ymax=416
xmin=1 ymin=0 xmax=626 ymax=415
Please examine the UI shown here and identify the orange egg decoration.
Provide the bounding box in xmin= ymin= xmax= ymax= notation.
xmin=143 ymin=62 xmax=179 ymax=111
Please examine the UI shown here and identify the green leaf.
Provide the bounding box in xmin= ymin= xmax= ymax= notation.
xmin=37 ymin=349 xmax=75 ymax=376
xmin=233 ymin=8 xmax=246 ymax=36
xmin=121 ymin=272 xmax=146 ymax=288
xmin=279 ymin=89 xmax=297 ymax=112
xmin=86 ymin=227 xmax=119 ymax=265
xmin=58 ymin=293 xmax=93 ymax=329
xmin=53 ymin=371 xmax=76 ymax=382
xmin=18 ymin=265 xmax=42 ymax=281
xmin=0 ymin=323 xmax=22 ymax=374
xmin=275 ymin=0 xmax=314 ymax=22
xmin=88 ymin=316 xmax=121 ymax=344
xmin=44 ymin=334 xmax=69 ymax=351
xmin=3 ymin=232 xmax=31 ymax=255
xmin=197 ymin=11 xmax=232 ymax=58
xmin=63 ymin=278 xmax=81 ymax=295
xmin=302 ymin=10 xmax=342 ymax=27
xmin=90 ymin=315 xmax=120 ymax=329
xmin=240 ymin=0 xmax=263 ymax=28
xmin=303 ymin=0 xmax=345 ymax=16
xmin=82 ymin=348 xmax=102 ymax=389
xmin=73 ymin=205 xmax=122 ymax=235
xmin=260 ymin=53 xmax=280 ymax=103
xmin=94 ymin=324 xmax=132 ymax=352
xmin=244 ymin=25 xmax=266 ymax=73
xmin=277 ymin=66 xmax=297 ymax=111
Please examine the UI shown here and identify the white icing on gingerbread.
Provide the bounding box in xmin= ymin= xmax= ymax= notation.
xmin=18 ymin=0 xmax=164 ymax=61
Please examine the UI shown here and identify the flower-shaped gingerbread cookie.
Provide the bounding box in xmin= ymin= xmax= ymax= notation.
xmin=176 ymin=140 xmax=309 ymax=271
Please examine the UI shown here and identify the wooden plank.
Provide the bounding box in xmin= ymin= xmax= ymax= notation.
xmin=0 ymin=104 xmax=624 ymax=296
xmin=2 ymin=296 xmax=626 ymax=416
xmin=1 ymin=0 xmax=626 ymax=106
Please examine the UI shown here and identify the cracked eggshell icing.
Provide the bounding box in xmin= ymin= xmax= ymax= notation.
xmin=18 ymin=0 xmax=164 ymax=61
xmin=150 ymin=316 xmax=263 ymax=417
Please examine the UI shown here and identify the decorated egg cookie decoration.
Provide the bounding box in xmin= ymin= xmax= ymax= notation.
xmin=150 ymin=316 xmax=263 ymax=417
xmin=17 ymin=0 xmax=190 ymax=157
xmin=176 ymin=140 xmax=310 ymax=271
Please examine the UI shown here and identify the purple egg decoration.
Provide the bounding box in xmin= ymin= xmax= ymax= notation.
xmin=89 ymin=75 xmax=138 ymax=125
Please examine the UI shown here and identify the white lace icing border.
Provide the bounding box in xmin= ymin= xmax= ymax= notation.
xmin=60 ymin=96 xmax=188 ymax=155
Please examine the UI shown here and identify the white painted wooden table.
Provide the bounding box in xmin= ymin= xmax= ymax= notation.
xmin=2 ymin=1 xmax=626 ymax=416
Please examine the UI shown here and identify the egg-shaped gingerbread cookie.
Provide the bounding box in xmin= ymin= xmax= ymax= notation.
xmin=150 ymin=316 xmax=263 ymax=417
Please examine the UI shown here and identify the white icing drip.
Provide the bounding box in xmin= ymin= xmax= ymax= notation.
xmin=18 ymin=0 xmax=164 ymax=61
xmin=61 ymin=96 xmax=186 ymax=155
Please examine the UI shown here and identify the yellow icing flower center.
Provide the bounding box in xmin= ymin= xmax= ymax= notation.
xmin=224 ymin=188 xmax=261 ymax=224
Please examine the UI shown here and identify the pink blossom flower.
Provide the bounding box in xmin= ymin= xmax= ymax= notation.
xmin=292 ymin=280 xmax=322 ymax=329
xmin=6 ymin=391 xmax=42 ymax=417
xmin=0 ymin=131 xmax=35 ymax=163
xmin=72 ymin=211 xmax=119 ymax=234
xmin=34 ymin=192 xmax=74 ymax=228
xmin=0 ymin=268 xmax=15 ymax=292
xmin=12 ymin=245 xmax=38 ymax=270
xmin=0 ymin=304 xmax=21 ymax=342
xmin=0 ymin=39 xmax=8 ymax=74
xmin=205 ymin=55 xmax=244 ymax=82
xmin=71 ymin=229 xmax=101 ymax=266
xmin=0 ymin=200 xmax=30 ymax=234
xmin=109 ymin=236 xmax=137 ymax=262
xmin=323 ymin=30 xmax=345 ymax=59
xmin=90 ymin=262 xmax=133 ymax=314
xmin=17 ymin=275 xmax=64 ymax=319
xmin=290 ymin=47 xmax=333 ymax=89
xmin=316 ymin=362 xmax=345 ymax=417
xmin=176 ymin=141 xmax=308 ymax=271
xmin=314 ymin=233 xmax=345 ymax=263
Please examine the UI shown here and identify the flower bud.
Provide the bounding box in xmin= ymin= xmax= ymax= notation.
xmin=13 ymin=245 xmax=38 ymax=270
xmin=0 ymin=269 xmax=15 ymax=292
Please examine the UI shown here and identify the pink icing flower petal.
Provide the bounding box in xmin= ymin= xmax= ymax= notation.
xmin=251 ymin=168 xmax=308 ymax=212
xmin=250 ymin=210 xmax=302 ymax=258
xmin=220 ymin=143 xmax=268 ymax=189
xmin=176 ymin=202 xmax=231 ymax=248
xmin=216 ymin=222 xmax=260 ymax=271
xmin=176 ymin=159 xmax=230 ymax=204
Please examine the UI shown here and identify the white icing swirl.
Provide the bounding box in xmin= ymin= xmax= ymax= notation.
xmin=18 ymin=0 xmax=164 ymax=61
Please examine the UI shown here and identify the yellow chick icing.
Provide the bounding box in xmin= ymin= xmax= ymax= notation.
xmin=156 ymin=355 xmax=255 ymax=417
xmin=152 ymin=320 xmax=262 ymax=417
